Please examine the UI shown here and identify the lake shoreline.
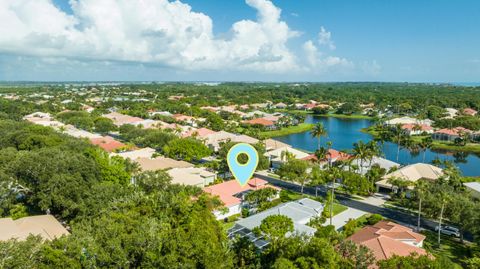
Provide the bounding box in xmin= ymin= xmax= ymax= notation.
xmin=361 ymin=127 xmax=480 ymax=154
xmin=259 ymin=123 xmax=314 ymax=139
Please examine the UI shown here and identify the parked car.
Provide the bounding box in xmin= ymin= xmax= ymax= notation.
xmin=435 ymin=225 xmax=460 ymax=237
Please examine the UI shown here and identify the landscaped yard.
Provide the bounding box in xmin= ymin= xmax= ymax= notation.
xmin=259 ymin=123 xmax=314 ymax=138
xmin=422 ymin=230 xmax=478 ymax=269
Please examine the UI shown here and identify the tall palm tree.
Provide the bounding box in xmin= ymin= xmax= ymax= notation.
xmin=352 ymin=141 xmax=369 ymax=174
xmin=310 ymin=122 xmax=327 ymax=150
xmin=414 ymin=180 xmax=428 ymax=232
xmin=314 ymin=147 xmax=329 ymax=167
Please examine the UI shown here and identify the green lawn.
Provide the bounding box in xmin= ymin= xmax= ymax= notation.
xmin=422 ymin=230 xmax=476 ymax=268
xmin=259 ymin=123 xmax=314 ymax=138
xmin=331 ymin=203 xmax=348 ymax=216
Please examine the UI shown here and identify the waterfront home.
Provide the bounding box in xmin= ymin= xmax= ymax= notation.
xmin=464 ymin=182 xmax=480 ymax=199
xmin=375 ymin=163 xmax=443 ymax=192
xmin=348 ymin=221 xmax=426 ymax=262
xmin=274 ymin=102 xmax=287 ymax=109
xmin=90 ymin=136 xmax=127 ymax=152
xmin=432 ymin=127 xmax=471 ymax=141
xmin=401 ymin=124 xmax=434 ymax=136
xmin=228 ymin=198 xmax=323 ymax=248
xmin=347 ymin=157 xmax=400 ymax=175
xmin=167 ymin=167 xmax=216 ymax=187
xmin=134 ymin=156 xmax=194 ymax=172
xmin=243 ymin=118 xmax=277 ymax=130
xmin=301 ymin=149 xmax=352 ymax=167
xmin=384 ymin=117 xmax=434 ymax=127
xmin=0 ymin=215 xmax=69 ymax=241
xmin=265 ymin=146 xmax=310 ymax=169
xmin=203 ymin=178 xmax=279 ymax=220
xmin=264 ymin=139 xmax=290 ymax=152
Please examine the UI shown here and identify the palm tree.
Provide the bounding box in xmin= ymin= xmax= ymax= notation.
xmin=314 ymin=147 xmax=329 ymax=166
xmin=280 ymin=150 xmax=294 ymax=162
xmin=310 ymin=122 xmax=327 ymax=150
xmin=414 ymin=180 xmax=428 ymax=232
xmin=352 ymin=141 xmax=369 ymax=174
xmin=393 ymin=124 xmax=404 ymax=162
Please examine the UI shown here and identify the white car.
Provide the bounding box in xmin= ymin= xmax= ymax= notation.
xmin=435 ymin=225 xmax=460 ymax=237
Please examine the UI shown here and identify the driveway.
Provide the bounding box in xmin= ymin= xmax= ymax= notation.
xmin=323 ymin=208 xmax=367 ymax=231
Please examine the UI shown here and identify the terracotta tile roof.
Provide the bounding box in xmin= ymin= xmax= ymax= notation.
xmin=182 ymin=127 xmax=216 ymax=138
xmin=203 ymin=178 xmax=279 ymax=207
xmin=347 ymin=221 xmax=426 ymax=261
xmin=243 ymin=118 xmax=275 ymax=126
xmin=90 ymin=136 xmax=126 ymax=152
xmin=463 ymin=108 xmax=477 ymax=116
xmin=435 ymin=127 xmax=471 ymax=136
xmin=301 ymin=149 xmax=352 ymax=162
xmin=401 ymin=124 xmax=433 ymax=131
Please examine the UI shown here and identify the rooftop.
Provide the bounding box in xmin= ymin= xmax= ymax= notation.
xmin=135 ymin=156 xmax=194 ymax=171
xmin=0 ymin=215 xmax=69 ymax=241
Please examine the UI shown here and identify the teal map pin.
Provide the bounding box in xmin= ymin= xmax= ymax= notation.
xmin=227 ymin=143 xmax=259 ymax=187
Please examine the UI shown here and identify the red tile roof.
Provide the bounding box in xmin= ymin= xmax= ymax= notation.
xmin=182 ymin=128 xmax=216 ymax=138
xmin=203 ymin=178 xmax=279 ymax=207
xmin=348 ymin=221 xmax=427 ymax=261
xmin=463 ymin=108 xmax=478 ymax=116
xmin=302 ymin=149 xmax=352 ymax=162
xmin=243 ymin=118 xmax=275 ymax=127
xmin=90 ymin=136 xmax=126 ymax=152
xmin=401 ymin=124 xmax=433 ymax=131
xmin=435 ymin=127 xmax=471 ymax=136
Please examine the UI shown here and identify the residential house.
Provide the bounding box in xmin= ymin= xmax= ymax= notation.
xmin=463 ymin=108 xmax=478 ymax=116
xmin=401 ymin=124 xmax=434 ymax=136
xmin=432 ymin=127 xmax=471 ymax=141
xmin=264 ymin=146 xmax=310 ymax=169
xmin=62 ymin=125 xmax=102 ymax=139
xmin=301 ymin=149 xmax=352 ymax=166
xmin=348 ymin=157 xmax=400 ymax=175
xmin=172 ymin=114 xmax=205 ymax=127
xmin=228 ymin=198 xmax=324 ymax=248
xmin=464 ymin=182 xmax=480 ymax=199
xmin=243 ymin=118 xmax=277 ymax=130
xmin=111 ymin=147 xmax=156 ymax=160
xmin=167 ymin=167 xmax=216 ymax=187
xmin=203 ymin=178 xmax=279 ymax=220
xmin=375 ymin=163 xmax=443 ymax=192
xmin=274 ymin=102 xmax=287 ymax=109
xmin=264 ymin=139 xmax=290 ymax=152
xmin=90 ymin=136 xmax=127 ymax=152
xmin=384 ymin=117 xmax=434 ymax=127
xmin=103 ymin=112 xmax=144 ymax=127
xmin=444 ymin=108 xmax=458 ymax=119
xmin=0 ymin=215 xmax=69 ymax=241
xmin=134 ymin=156 xmax=194 ymax=172
xmin=202 ymin=131 xmax=259 ymax=151
xmin=348 ymin=221 xmax=427 ymax=262
xmin=181 ymin=127 xmax=216 ymax=138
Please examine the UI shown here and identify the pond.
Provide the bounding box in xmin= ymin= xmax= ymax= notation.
xmin=274 ymin=115 xmax=480 ymax=177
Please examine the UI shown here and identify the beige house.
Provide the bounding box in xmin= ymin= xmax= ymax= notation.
xmin=167 ymin=167 xmax=217 ymax=187
xmin=202 ymin=131 xmax=259 ymax=151
xmin=135 ymin=156 xmax=194 ymax=172
xmin=376 ymin=163 xmax=443 ymax=192
xmin=0 ymin=215 xmax=69 ymax=241
xmin=111 ymin=147 xmax=156 ymax=160
xmin=264 ymin=146 xmax=310 ymax=169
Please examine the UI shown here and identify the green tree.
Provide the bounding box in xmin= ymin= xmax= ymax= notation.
xmin=163 ymin=138 xmax=212 ymax=162
xmin=277 ymin=159 xmax=309 ymax=193
xmin=310 ymin=123 xmax=327 ymax=150
xmin=258 ymin=215 xmax=294 ymax=242
xmin=93 ymin=117 xmax=117 ymax=134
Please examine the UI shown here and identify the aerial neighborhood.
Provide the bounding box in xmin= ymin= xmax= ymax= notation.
xmin=1 ymin=83 xmax=480 ymax=268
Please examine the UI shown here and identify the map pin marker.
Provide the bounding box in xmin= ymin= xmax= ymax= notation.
xmin=227 ymin=143 xmax=259 ymax=187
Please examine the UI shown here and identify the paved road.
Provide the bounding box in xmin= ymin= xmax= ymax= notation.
xmin=254 ymin=172 xmax=473 ymax=241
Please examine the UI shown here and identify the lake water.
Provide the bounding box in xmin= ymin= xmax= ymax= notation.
xmin=274 ymin=115 xmax=480 ymax=176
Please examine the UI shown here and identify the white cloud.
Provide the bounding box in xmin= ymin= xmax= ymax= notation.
xmin=361 ymin=60 xmax=382 ymax=76
xmin=302 ymin=40 xmax=352 ymax=72
xmin=0 ymin=0 xmax=358 ymax=77
xmin=318 ymin=26 xmax=335 ymax=50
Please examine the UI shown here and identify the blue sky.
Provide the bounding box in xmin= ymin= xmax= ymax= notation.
xmin=0 ymin=0 xmax=479 ymax=82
